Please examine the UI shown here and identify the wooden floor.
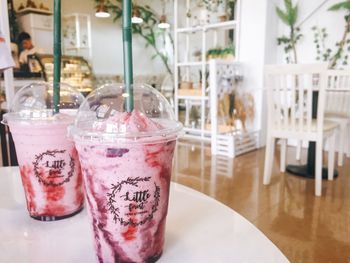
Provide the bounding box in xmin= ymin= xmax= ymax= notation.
xmin=172 ymin=139 xmax=350 ymax=263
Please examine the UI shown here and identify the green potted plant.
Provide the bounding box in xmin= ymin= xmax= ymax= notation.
xmin=311 ymin=1 xmax=350 ymax=68
xmin=222 ymin=46 xmax=235 ymax=60
xmin=206 ymin=45 xmax=235 ymax=60
xmin=276 ymin=0 xmax=302 ymax=63
xmin=328 ymin=1 xmax=350 ymax=68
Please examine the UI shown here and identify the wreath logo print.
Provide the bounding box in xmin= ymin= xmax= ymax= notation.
xmin=33 ymin=149 xmax=75 ymax=187
xmin=107 ymin=176 xmax=160 ymax=227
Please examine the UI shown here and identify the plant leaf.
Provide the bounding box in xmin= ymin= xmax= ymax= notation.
xmin=290 ymin=5 xmax=298 ymax=25
xmin=276 ymin=6 xmax=289 ymax=25
xmin=276 ymin=0 xmax=298 ymax=26
xmin=151 ymin=54 xmax=158 ymax=60
xmin=285 ymin=0 xmax=293 ymax=11
xmin=328 ymin=1 xmax=350 ymax=11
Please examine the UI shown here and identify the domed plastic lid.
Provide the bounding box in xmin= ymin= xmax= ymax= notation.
xmin=71 ymin=83 xmax=182 ymax=143
xmin=2 ymin=82 xmax=85 ymax=124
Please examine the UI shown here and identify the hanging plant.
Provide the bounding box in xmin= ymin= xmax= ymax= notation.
xmin=328 ymin=1 xmax=350 ymax=68
xmin=310 ymin=1 xmax=350 ymax=68
xmin=202 ymin=0 xmax=224 ymax=12
xmin=8 ymin=0 xmax=20 ymax=43
xmin=276 ymin=0 xmax=302 ymax=63
xmin=227 ymin=0 xmax=236 ymax=20
xmin=201 ymin=0 xmax=235 ymax=13
xmin=311 ymin=26 xmax=332 ymax=62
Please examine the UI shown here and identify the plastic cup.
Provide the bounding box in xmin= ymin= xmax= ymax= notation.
xmin=70 ymin=84 xmax=182 ymax=263
xmin=2 ymin=82 xmax=85 ymax=221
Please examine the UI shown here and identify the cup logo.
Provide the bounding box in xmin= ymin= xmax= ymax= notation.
xmin=33 ymin=149 xmax=75 ymax=186
xmin=107 ymin=177 xmax=160 ymax=226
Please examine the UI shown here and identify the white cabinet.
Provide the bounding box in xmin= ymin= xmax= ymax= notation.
xmin=17 ymin=13 xmax=53 ymax=54
xmin=62 ymin=14 xmax=92 ymax=60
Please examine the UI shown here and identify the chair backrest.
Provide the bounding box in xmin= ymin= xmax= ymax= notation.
xmin=326 ymin=69 xmax=350 ymax=116
xmin=264 ymin=63 xmax=328 ymax=135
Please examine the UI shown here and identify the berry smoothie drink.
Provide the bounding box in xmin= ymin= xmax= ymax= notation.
xmin=71 ymin=84 xmax=182 ymax=263
xmin=2 ymin=83 xmax=85 ymax=221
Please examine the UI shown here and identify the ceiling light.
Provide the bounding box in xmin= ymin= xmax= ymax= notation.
xmin=95 ymin=2 xmax=110 ymax=18
xmin=158 ymin=15 xmax=170 ymax=29
xmin=158 ymin=1 xmax=170 ymax=29
xmin=132 ymin=9 xmax=143 ymax=24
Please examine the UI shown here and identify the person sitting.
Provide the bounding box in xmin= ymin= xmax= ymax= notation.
xmin=18 ymin=32 xmax=43 ymax=66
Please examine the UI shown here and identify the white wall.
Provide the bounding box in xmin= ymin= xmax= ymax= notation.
xmin=261 ymin=0 xmax=280 ymax=144
xmin=276 ymin=0 xmax=346 ymax=65
xmin=239 ymin=0 xmax=277 ymax=146
xmin=14 ymin=0 xmax=169 ymax=76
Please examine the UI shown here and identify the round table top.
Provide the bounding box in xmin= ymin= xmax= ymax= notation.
xmin=0 ymin=167 xmax=289 ymax=263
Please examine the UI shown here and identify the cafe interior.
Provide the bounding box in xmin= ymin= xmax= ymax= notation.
xmin=0 ymin=0 xmax=350 ymax=262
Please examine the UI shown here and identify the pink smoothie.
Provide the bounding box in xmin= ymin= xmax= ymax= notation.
xmin=75 ymin=110 xmax=176 ymax=263
xmin=8 ymin=113 xmax=84 ymax=220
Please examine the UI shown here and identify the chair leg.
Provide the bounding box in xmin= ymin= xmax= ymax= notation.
xmin=328 ymin=131 xmax=335 ymax=181
xmin=263 ymin=135 xmax=275 ymax=185
xmin=337 ymin=122 xmax=346 ymax=166
xmin=296 ymin=140 xmax=301 ymax=161
xmin=280 ymin=139 xmax=287 ymax=172
xmin=315 ymin=139 xmax=323 ymax=197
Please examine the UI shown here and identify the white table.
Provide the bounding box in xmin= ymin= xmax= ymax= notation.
xmin=0 ymin=167 xmax=289 ymax=263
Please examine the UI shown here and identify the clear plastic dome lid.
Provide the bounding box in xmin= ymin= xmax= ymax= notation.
xmin=2 ymin=82 xmax=85 ymax=124
xmin=71 ymin=83 xmax=182 ymax=143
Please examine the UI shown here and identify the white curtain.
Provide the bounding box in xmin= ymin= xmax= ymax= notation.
xmin=0 ymin=29 xmax=15 ymax=71
xmin=0 ymin=0 xmax=15 ymax=105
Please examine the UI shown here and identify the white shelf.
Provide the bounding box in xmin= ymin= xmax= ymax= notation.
xmin=177 ymin=62 xmax=206 ymax=67
xmin=17 ymin=8 xmax=53 ymax=16
xmin=177 ymin=60 xmax=239 ymax=67
xmin=177 ymin=140 xmax=210 ymax=148
xmin=176 ymin=20 xmax=237 ymax=33
xmin=205 ymin=20 xmax=237 ymax=30
xmin=182 ymin=134 xmax=212 ymax=142
xmin=65 ymin=47 xmax=91 ymax=50
xmin=177 ymin=95 xmax=208 ymax=100
xmin=174 ymin=0 xmax=244 ymax=157
xmin=184 ymin=127 xmax=201 ymax=133
xmin=183 ymin=127 xmax=212 ymax=135
xmin=176 ymin=27 xmax=203 ymax=33
xmin=182 ymin=128 xmax=213 ymax=142
xmin=209 ymin=59 xmax=240 ymax=65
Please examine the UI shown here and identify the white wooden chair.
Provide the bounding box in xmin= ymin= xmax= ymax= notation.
xmin=295 ymin=70 xmax=350 ymax=165
xmin=325 ymin=70 xmax=350 ymax=166
xmin=263 ymin=63 xmax=338 ymax=196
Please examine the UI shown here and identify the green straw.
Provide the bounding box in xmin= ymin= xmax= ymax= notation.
xmin=122 ymin=0 xmax=134 ymax=112
xmin=53 ymin=0 xmax=61 ymax=114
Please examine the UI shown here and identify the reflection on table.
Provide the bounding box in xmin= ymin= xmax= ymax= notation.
xmin=0 ymin=166 xmax=289 ymax=263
